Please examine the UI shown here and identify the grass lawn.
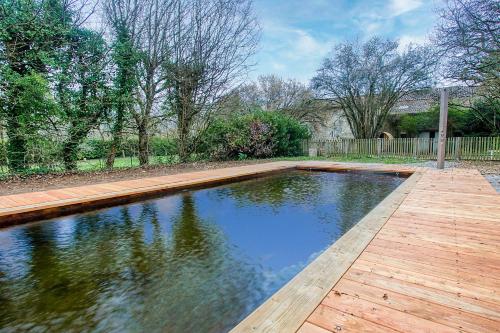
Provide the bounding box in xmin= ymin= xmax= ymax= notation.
xmin=76 ymin=155 xmax=179 ymax=171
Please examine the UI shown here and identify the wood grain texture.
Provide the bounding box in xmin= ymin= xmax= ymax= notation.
xmin=299 ymin=168 xmax=500 ymax=333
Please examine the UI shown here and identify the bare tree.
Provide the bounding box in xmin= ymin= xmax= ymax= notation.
xmin=312 ymin=37 xmax=436 ymax=138
xmin=254 ymin=75 xmax=328 ymax=126
xmin=128 ymin=0 xmax=177 ymax=165
xmin=434 ymin=0 xmax=499 ymax=134
xmin=166 ymin=0 xmax=260 ymax=162
xmin=103 ymin=0 xmax=142 ymax=168
xmin=435 ymin=0 xmax=499 ymax=99
xmin=218 ymin=74 xmax=329 ymax=127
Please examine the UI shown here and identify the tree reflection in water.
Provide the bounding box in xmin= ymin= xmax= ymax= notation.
xmin=0 ymin=171 xmax=404 ymax=332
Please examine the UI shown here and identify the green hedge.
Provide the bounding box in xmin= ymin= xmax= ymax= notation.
xmin=0 ymin=141 xmax=7 ymax=166
xmin=198 ymin=111 xmax=310 ymax=160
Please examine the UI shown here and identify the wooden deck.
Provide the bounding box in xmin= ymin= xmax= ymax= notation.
xmin=0 ymin=161 xmax=499 ymax=332
xmin=0 ymin=161 xmax=297 ymax=226
xmin=297 ymin=168 xmax=500 ymax=333
xmin=0 ymin=161 xmax=415 ymax=226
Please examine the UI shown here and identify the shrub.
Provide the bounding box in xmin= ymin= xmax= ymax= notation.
xmin=0 ymin=141 xmax=7 ymax=166
xmin=397 ymin=104 xmax=470 ymax=137
xmin=199 ymin=111 xmax=310 ymax=160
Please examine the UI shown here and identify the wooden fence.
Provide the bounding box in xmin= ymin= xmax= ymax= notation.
xmin=303 ymin=137 xmax=500 ymax=161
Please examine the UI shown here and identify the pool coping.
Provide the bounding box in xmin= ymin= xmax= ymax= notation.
xmin=0 ymin=161 xmax=416 ymax=228
xmin=230 ymin=168 xmax=423 ymax=333
xmin=0 ymin=162 xmax=296 ymax=227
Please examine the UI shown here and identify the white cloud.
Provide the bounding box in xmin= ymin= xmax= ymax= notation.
xmin=253 ymin=21 xmax=335 ymax=82
xmin=397 ymin=34 xmax=429 ymax=51
xmin=389 ymin=0 xmax=423 ymax=17
xmin=288 ymin=29 xmax=331 ymax=59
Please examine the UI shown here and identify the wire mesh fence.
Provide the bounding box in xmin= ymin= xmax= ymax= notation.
xmin=0 ymin=136 xmax=179 ymax=177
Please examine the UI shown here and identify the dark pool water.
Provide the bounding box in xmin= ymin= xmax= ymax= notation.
xmin=0 ymin=171 xmax=404 ymax=333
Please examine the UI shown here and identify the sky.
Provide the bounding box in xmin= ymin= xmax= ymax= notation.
xmin=250 ymin=0 xmax=442 ymax=83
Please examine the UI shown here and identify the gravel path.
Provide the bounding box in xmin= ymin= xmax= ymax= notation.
xmin=484 ymin=175 xmax=500 ymax=193
xmin=407 ymin=160 xmax=500 ymax=193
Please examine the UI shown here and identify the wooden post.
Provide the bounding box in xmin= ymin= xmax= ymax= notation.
xmin=455 ymin=137 xmax=461 ymax=161
xmin=437 ymin=88 xmax=449 ymax=169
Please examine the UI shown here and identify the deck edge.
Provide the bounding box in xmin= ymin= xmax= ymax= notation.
xmin=230 ymin=170 xmax=423 ymax=333
xmin=0 ymin=163 xmax=296 ymax=227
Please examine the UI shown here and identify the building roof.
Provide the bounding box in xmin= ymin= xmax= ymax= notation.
xmin=391 ymin=86 xmax=476 ymax=114
xmin=316 ymin=85 xmax=477 ymax=114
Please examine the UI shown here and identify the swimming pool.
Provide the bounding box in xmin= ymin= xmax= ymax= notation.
xmin=0 ymin=170 xmax=405 ymax=332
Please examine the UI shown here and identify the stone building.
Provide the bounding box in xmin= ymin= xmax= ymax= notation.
xmin=312 ymin=86 xmax=476 ymax=139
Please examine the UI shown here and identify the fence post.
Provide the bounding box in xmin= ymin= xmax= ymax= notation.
xmin=455 ymin=137 xmax=461 ymax=161
xmin=412 ymin=138 xmax=417 ymax=159
xmin=437 ymin=88 xmax=449 ymax=169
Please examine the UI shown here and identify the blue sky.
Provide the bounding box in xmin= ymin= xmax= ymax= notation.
xmin=250 ymin=0 xmax=441 ymax=82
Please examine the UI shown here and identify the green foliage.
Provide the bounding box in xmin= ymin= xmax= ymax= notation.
xmin=1 ymin=70 xmax=57 ymax=130
xmin=397 ymin=104 xmax=475 ymax=137
xmin=0 ymin=140 xmax=7 ymax=166
xmin=0 ymin=0 xmax=72 ymax=171
xmin=56 ymin=27 xmax=111 ymax=170
xmin=0 ymin=70 xmax=58 ymax=171
xmin=106 ymin=23 xmax=141 ymax=167
xmin=199 ymin=111 xmax=310 ymax=160
xmin=468 ymin=98 xmax=500 ymax=136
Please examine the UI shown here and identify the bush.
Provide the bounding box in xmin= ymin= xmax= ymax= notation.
xmin=397 ymin=104 xmax=470 ymax=137
xmin=199 ymin=111 xmax=310 ymax=160
xmin=0 ymin=141 xmax=7 ymax=166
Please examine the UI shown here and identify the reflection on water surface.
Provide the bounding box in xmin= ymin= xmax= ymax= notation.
xmin=0 ymin=171 xmax=404 ymax=332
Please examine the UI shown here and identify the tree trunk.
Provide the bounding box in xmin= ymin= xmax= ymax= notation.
xmin=62 ymin=139 xmax=79 ymax=171
xmin=106 ymin=115 xmax=124 ymax=169
xmin=106 ymin=142 xmax=118 ymax=169
xmin=138 ymin=122 xmax=149 ymax=166
xmin=177 ymin=111 xmax=190 ymax=163
xmin=62 ymin=124 xmax=88 ymax=171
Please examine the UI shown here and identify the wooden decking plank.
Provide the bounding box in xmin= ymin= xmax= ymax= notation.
xmin=385 ymin=222 xmax=500 ymax=243
xmin=387 ymin=217 xmax=500 ymax=237
xmin=321 ymin=291 xmax=461 ymax=333
xmin=296 ymin=322 xmax=331 ymax=333
xmin=305 ymin=304 xmax=400 ymax=333
xmin=358 ymin=251 xmax=500 ymax=291
xmin=377 ymin=229 xmax=499 ymax=253
xmin=364 ymin=243 xmax=500 ymax=279
xmin=391 ymin=210 xmax=500 ymax=228
xmin=374 ymin=233 xmax=500 ymax=260
xmin=351 ymin=260 xmax=500 ymax=304
xmin=333 ymin=279 xmax=500 ymax=333
xmin=369 ymin=238 xmax=500 ymax=269
xmin=344 ymin=268 xmax=500 ymax=320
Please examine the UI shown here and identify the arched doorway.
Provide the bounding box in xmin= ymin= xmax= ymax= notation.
xmin=379 ymin=132 xmax=394 ymax=139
